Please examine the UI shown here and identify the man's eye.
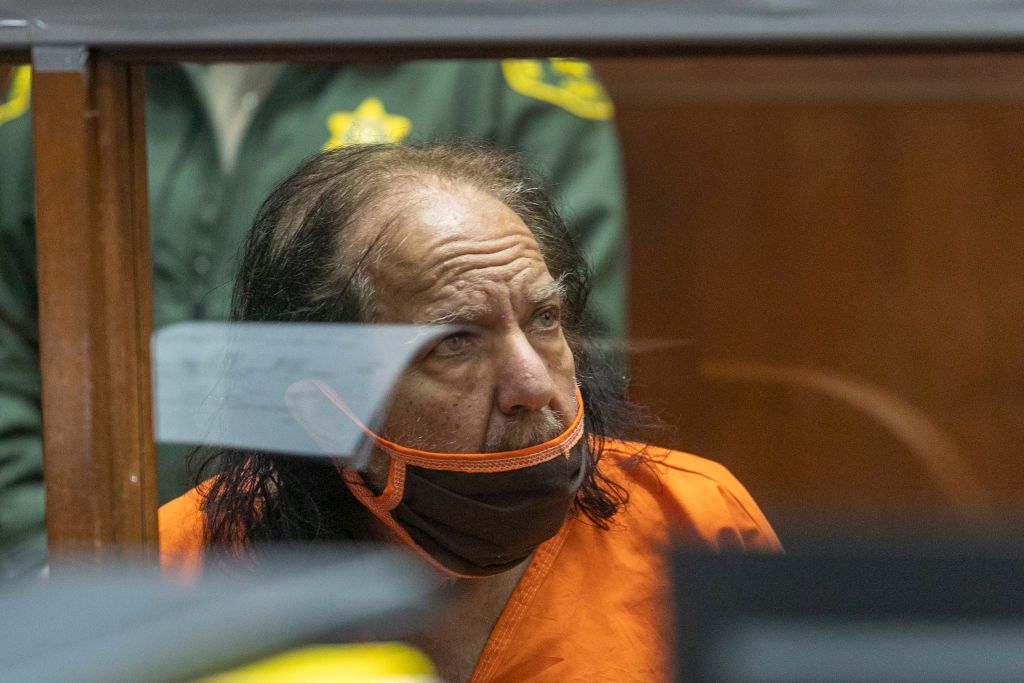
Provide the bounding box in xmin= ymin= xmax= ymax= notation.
xmin=534 ymin=308 xmax=560 ymax=329
xmin=435 ymin=333 xmax=471 ymax=356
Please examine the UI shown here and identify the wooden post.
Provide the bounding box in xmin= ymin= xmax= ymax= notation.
xmin=31 ymin=48 xmax=157 ymax=564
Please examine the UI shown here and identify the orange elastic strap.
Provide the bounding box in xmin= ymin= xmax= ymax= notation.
xmin=312 ymin=379 xmax=585 ymax=472
xmin=367 ymin=458 xmax=406 ymax=511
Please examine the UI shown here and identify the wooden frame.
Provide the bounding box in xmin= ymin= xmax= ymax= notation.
xmin=31 ymin=50 xmax=156 ymax=563
xmin=5 ymin=0 xmax=1024 ymax=562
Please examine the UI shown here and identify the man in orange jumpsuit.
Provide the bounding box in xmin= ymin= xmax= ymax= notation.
xmin=160 ymin=142 xmax=781 ymax=682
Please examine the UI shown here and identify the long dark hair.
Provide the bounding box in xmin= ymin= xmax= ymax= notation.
xmin=192 ymin=142 xmax=650 ymax=552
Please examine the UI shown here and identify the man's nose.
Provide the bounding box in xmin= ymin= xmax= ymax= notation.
xmin=495 ymin=333 xmax=559 ymax=415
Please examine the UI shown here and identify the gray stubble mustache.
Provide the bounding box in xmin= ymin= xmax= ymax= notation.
xmin=485 ymin=408 xmax=565 ymax=452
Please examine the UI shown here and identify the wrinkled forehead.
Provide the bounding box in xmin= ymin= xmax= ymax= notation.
xmin=353 ymin=180 xmax=545 ymax=274
xmin=351 ymin=181 xmax=555 ymax=318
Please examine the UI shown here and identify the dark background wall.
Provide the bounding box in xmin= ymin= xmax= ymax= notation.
xmin=595 ymin=54 xmax=1024 ymax=538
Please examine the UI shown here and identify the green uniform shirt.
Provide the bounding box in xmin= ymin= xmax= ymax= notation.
xmin=0 ymin=59 xmax=626 ymax=575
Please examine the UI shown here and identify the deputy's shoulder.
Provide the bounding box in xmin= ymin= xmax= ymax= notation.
xmin=500 ymin=58 xmax=613 ymax=121
xmin=0 ymin=66 xmax=31 ymax=128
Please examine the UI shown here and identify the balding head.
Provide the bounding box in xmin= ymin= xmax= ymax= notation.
xmin=232 ymin=144 xmax=591 ymax=339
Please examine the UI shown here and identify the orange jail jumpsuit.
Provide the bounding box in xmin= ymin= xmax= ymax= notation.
xmin=160 ymin=440 xmax=782 ymax=681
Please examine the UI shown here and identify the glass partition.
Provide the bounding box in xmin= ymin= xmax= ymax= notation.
xmin=598 ymin=54 xmax=1024 ymax=539
xmin=6 ymin=42 xmax=1024 ymax=681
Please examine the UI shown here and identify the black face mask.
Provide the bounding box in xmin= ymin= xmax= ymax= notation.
xmin=390 ymin=443 xmax=586 ymax=576
xmin=329 ymin=385 xmax=587 ymax=579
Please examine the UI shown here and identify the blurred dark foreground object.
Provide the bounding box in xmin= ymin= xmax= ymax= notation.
xmin=675 ymin=535 xmax=1024 ymax=683
xmin=0 ymin=545 xmax=435 ymax=683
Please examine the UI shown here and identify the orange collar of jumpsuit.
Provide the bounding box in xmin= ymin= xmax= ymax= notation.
xmin=311 ymin=380 xmax=586 ymax=578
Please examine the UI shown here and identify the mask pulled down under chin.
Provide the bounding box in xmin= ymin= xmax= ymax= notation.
xmin=387 ymin=444 xmax=586 ymax=577
xmin=315 ymin=381 xmax=587 ymax=579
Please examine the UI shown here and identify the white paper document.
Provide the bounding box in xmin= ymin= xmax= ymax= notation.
xmin=152 ymin=322 xmax=452 ymax=468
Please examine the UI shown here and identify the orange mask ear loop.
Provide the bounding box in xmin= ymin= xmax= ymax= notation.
xmin=312 ymin=379 xmax=585 ymax=469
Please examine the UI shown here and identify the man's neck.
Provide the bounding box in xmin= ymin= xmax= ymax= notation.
xmin=336 ymin=489 xmax=530 ymax=679
xmin=410 ymin=560 xmax=530 ymax=683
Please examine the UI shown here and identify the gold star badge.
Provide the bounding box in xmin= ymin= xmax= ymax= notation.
xmin=501 ymin=58 xmax=613 ymax=121
xmin=322 ymin=98 xmax=412 ymax=150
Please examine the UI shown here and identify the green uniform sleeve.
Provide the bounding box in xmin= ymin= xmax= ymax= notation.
xmin=489 ymin=58 xmax=627 ymax=340
xmin=0 ymin=68 xmax=46 ymax=576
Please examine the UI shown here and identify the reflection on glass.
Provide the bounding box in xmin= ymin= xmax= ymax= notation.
xmin=152 ymin=322 xmax=454 ymax=467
